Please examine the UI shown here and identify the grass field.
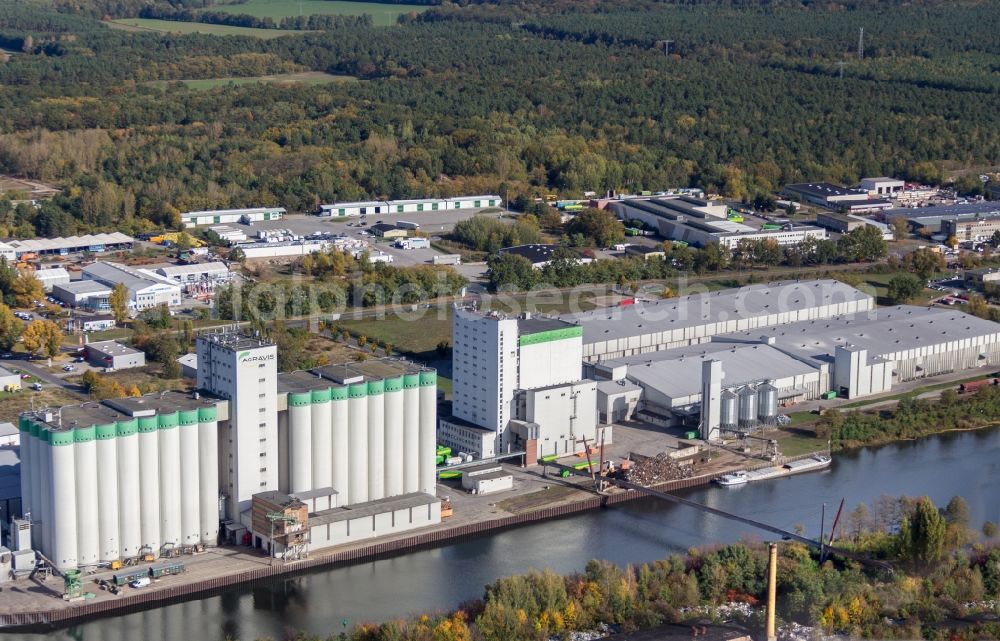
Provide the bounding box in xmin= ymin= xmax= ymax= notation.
xmin=339 ymin=311 xmax=452 ymax=357
xmin=109 ymin=18 xmax=302 ymax=38
xmin=148 ymin=71 xmax=356 ymax=90
xmin=207 ymin=0 xmax=428 ymax=26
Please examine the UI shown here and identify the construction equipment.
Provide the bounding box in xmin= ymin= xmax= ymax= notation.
xmin=110 ymin=559 xmax=122 ymax=571
xmin=440 ymin=497 xmax=453 ymax=519
xmin=62 ymin=569 xmax=83 ymax=600
xmin=266 ymin=511 xmax=307 ymax=565
xmin=138 ymin=544 xmax=155 ymax=563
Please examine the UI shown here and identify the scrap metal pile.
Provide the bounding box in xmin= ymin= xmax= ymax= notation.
xmin=623 ymin=452 xmax=695 ymax=486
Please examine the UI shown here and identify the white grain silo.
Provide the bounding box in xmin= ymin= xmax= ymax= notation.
xmin=330 ymin=387 xmax=349 ymax=501
xmin=347 ymin=382 xmax=368 ymax=504
xmin=288 ymin=393 xmax=313 ymax=493
xmin=95 ymin=422 xmax=121 ymax=562
xmin=197 ymin=406 xmax=219 ymax=546
xmin=418 ymin=371 xmax=437 ymax=495
xmin=403 ymin=374 xmax=420 ymax=494
xmin=21 ymin=419 xmax=41 ymax=549
xmin=138 ymin=416 xmax=162 ymax=556
xmin=40 ymin=424 xmax=53 ymax=559
xmin=178 ymin=409 xmax=201 ymax=546
xmin=158 ymin=412 xmax=182 ymax=547
xmin=74 ymin=425 xmax=100 ymax=566
xmin=383 ymin=376 xmax=404 ymax=497
xmin=50 ymin=428 xmax=79 ymax=569
xmin=310 ymin=388 xmax=333 ymax=490
xmin=18 ymin=419 xmax=32 ymax=523
xmin=116 ymin=418 xmax=142 ymax=558
xmin=367 ymin=379 xmax=385 ymax=501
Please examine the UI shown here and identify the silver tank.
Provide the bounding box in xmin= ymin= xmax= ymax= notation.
xmin=737 ymin=386 xmax=757 ymax=427
xmin=757 ymin=382 xmax=779 ymax=423
xmin=720 ymin=389 xmax=738 ymax=427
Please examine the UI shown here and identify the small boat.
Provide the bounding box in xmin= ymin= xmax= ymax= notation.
xmin=783 ymin=454 xmax=831 ymax=475
xmin=714 ymin=471 xmax=749 ymax=486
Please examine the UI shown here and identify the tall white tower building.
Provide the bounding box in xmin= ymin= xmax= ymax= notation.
xmin=197 ymin=330 xmax=279 ymax=520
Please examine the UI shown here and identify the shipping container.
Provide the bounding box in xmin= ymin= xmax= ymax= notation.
xmin=821 ymin=390 xmax=838 ymax=400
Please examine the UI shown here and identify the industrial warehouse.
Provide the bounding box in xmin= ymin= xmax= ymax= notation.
xmin=587 ymin=303 xmax=1000 ymax=439
xmin=17 ymin=328 xmax=440 ymax=571
xmin=317 ymin=195 xmax=502 ymax=217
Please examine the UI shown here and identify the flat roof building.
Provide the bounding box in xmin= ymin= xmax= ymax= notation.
xmin=860 ymin=177 xmax=905 ymax=197
xmin=84 ymin=340 xmax=146 ymax=370
xmin=51 ymin=280 xmax=112 ymax=310
xmin=886 ymin=203 xmax=1000 ymax=233
xmin=29 ymin=267 xmax=70 ymax=292
xmin=4 ymin=233 xmax=133 ymax=258
xmin=181 ymin=207 xmax=285 ymax=228
xmin=82 ymin=262 xmax=181 ymax=310
xmin=561 ymin=279 xmax=874 ymax=362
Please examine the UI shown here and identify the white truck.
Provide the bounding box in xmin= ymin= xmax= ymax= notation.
xmin=432 ymin=254 xmax=462 ymax=266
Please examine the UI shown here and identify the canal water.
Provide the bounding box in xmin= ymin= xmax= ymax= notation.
xmin=6 ymin=428 xmax=1000 ymax=641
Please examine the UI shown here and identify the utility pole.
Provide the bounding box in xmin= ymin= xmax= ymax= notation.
xmin=837 ymin=61 xmax=846 ymax=79
xmin=663 ymin=40 xmax=673 ymax=57
xmin=858 ymin=27 xmax=864 ymax=60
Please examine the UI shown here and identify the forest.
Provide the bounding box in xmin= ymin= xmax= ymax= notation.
xmin=0 ymin=0 xmax=997 ymax=238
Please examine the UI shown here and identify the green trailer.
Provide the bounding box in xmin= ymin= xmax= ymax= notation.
xmin=149 ymin=562 xmax=185 ymax=579
xmin=112 ymin=569 xmax=148 ymax=587
xmin=821 ymin=390 xmax=838 ymax=400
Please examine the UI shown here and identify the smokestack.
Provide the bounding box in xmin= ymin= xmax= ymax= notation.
xmin=766 ymin=542 xmax=778 ymax=641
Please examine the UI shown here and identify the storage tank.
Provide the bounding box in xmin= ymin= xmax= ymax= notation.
xmin=737 ymin=386 xmax=757 ymax=428
xmin=117 ymin=419 xmax=142 ymax=558
xmin=310 ymin=388 xmax=333 ymax=490
xmin=138 ymin=416 xmax=161 ymax=557
xmin=178 ymin=410 xmax=201 ymax=546
xmin=95 ymin=422 xmax=121 ymax=563
xmin=74 ymin=425 xmax=100 ymax=567
xmin=347 ymin=383 xmax=369 ymax=505
xmin=50 ymin=428 xmax=79 ymax=569
xmin=383 ymin=377 xmax=405 ymax=497
xmin=197 ymin=406 xmax=219 ymax=546
xmin=402 ymin=376 xmax=420 ymax=494
xmin=39 ymin=423 xmax=53 ymax=558
xmin=330 ymin=388 xmax=349 ymax=501
xmin=288 ymin=394 xmax=313 ymax=494
xmin=367 ymin=379 xmax=385 ymax=501
xmin=418 ymin=371 xmax=437 ymax=495
xmin=18 ymin=419 xmax=32 ymax=521
xmin=719 ymin=389 xmax=738 ymax=428
xmin=756 ymin=382 xmax=779 ymax=424
xmin=158 ymin=412 xmax=182 ymax=547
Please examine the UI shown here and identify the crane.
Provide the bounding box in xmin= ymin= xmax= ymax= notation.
xmin=266 ymin=512 xmax=307 ymax=565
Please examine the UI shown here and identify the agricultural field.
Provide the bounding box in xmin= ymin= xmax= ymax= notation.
xmin=109 ymin=18 xmax=302 ymax=38
xmin=0 ymin=387 xmax=83 ymax=424
xmin=148 ymin=71 xmax=356 ymax=90
xmin=206 ymin=0 xmax=429 ymax=27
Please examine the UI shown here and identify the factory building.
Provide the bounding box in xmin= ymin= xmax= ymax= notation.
xmin=3 ymin=233 xmax=134 ymax=259
xmin=317 ymin=195 xmax=502 ymax=217
xmin=859 ymin=177 xmax=905 ymax=198
xmin=153 ymin=262 xmax=232 ymax=286
xmin=18 ymin=329 xmax=440 ymax=570
xmin=814 ymin=212 xmax=893 ymax=240
xmin=783 ymin=183 xmax=892 ymax=212
xmin=596 ymin=304 xmax=1000 ymax=439
xmin=84 ymin=340 xmax=146 ymax=370
xmin=27 ymin=267 xmax=70 ymax=292
xmin=885 ymin=203 xmax=1000 ymax=234
xmin=441 ymin=308 xmax=603 ymax=460
xmin=51 ymin=280 xmax=112 ymax=310
xmin=941 ymin=215 xmax=1000 ymax=243
xmin=497 ymin=244 xmax=591 ymax=269
xmin=606 ymin=198 xmax=828 ymax=249
xmin=181 ymin=207 xmax=285 ymax=229
xmin=561 ymin=279 xmax=874 ymax=363
xmin=82 ymin=262 xmax=182 ymax=310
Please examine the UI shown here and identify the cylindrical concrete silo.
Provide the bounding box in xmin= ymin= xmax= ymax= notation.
xmin=116 ymin=419 xmax=142 ymax=558
xmin=39 ymin=424 xmax=54 ymax=560
xmin=18 ymin=418 xmax=32 ymax=521
xmin=310 ymin=388 xmax=333 ymax=490
xmin=330 ymin=387 xmax=349 ymax=503
xmin=737 ymin=386 xmax=757 ymax=429
xmin=50 ymin=428 xmax=78 ymax=570
xmin=418 ymin=371 xmax=437 ymax=495
xmin=75 ymin=425 xmax=100 ymax=567
xmin=402 ymin=375 xmax=420 ymax=494
xmin=288 ymin=393 xmax=313 ymax=494
xmin=197 ymin=406 xmax=219 ymax=546
xmin=137 ymin=416 xmax=161 ymax=557
xmin=158 ymin=412 xmax=182 ymax=547
xmin=367 ymin=379 xmax=385 ymax=501
xmin=720 ymin=389 xmax=738 ymax=429
xmin=95 ymin=422 xmax=120 ymax=563
xmin=178 ymin=409 xmax=201 ymax=546
xmin=383 ymin=377 xmax=404 ymax=498
xmin=756 ymin=382 xmax=779 ymax=425
xmin=347 ymin=383 xmax=368 ymax=505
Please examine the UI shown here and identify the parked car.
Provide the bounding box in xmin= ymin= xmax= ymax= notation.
xmin=31 ymin=383 xmax=42 ymax=391
xmin=20 ymin=374 xmax=31 ymax=380
xmin=62 ymin=365 xmax=75 ymax=372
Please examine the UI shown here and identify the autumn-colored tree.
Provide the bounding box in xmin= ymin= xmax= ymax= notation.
xmin=110 ymin=283 xmax=129 ymax=324
xmin=21 ymin=319 xmax=62 ymax=358
xmin=12 ymin=273 xmax=44 ymax=308
xmin=0 ymin=302 xmax=23 ymax=351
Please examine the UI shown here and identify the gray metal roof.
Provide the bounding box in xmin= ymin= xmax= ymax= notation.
xmin=86 ymin=340 xmax=142 ymax=358
xmin=309 ymin=492 xmax=437 ymax=525
xmin=619 ymin=343 xmax=817 ymax=401
xmin=718 ymin=305 xmax=1000 ymax=366
xmin=518 ymin=317 xmax=575 ymax=335
xmin=55 ymin=280 xmax=111 ymax=295
xmin=888 ymin=202 xmax=1000 ymax=221
xmin=562 ymin=279 xmax=871 ymax=344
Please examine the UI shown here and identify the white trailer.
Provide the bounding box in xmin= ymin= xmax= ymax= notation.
xmin=397 ymin=221 xmax=420 ymax=230
xmin=432 ymin=254 xmax=462 ymax=266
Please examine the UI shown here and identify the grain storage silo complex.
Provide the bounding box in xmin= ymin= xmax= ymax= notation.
xmin=19 ymin=328 xmax=440 ymax=571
